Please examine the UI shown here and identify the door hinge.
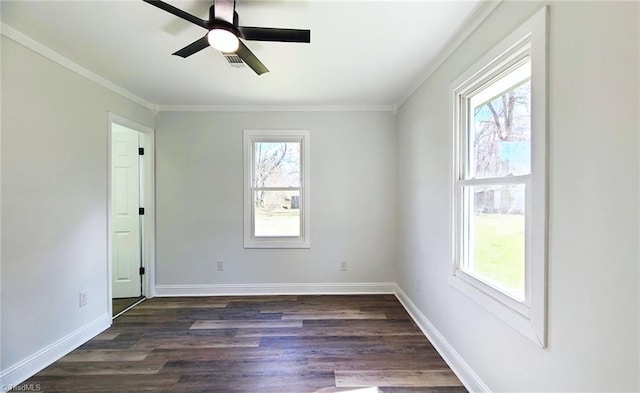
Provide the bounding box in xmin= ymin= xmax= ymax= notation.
xmin=138 ymin=147 xmax=144 ymax=155
xmin=139 ymin=207 xmax=145 ymax=215
xmin=139 ymin=267 xmax=145 ymax=275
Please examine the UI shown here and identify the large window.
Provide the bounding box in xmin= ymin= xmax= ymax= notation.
xmin=451 ymin=8 xmax=547 ymax=347
xmin=243 ymin=130 xmax=310 ymax=248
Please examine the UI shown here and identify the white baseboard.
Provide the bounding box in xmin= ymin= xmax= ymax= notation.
xmin=394 ymin=286 xmax=490 ymax=393
xmin=154 ymin=282 xmax=397 ymax=297
xmin=0 ymin=313 xmax=111 ymax=392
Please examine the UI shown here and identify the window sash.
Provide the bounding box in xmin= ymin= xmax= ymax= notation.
xmin=458 ymin=175 xmax=529 ymax=187
xmin=251 ymin=139 xmax=303 ymax=188
xmin=456 ymin=178 xmax=531 ymax=307
xmin=250 ymin=139 xmax=304 ymax=240
xmin=250 ymin=187 xmax=304 ymax=239
xmin=459 ymin=54 xmax=532 ymax=181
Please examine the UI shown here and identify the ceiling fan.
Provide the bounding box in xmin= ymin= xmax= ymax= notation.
xmin=142 ymin=0 xmax=311 ymax=75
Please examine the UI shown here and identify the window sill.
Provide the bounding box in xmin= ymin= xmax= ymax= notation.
xmin=244 ymin=238 xmax=311 ymax=249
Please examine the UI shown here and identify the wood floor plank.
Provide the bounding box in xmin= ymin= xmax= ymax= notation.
xmin=190 ymin=320 xmax=303 ymax=329
xmin=27 ymin=374 xmax=181 ymax=393
xmin=307 ymin=350 xmax=451 ymax=372
xmin=225 ymin=295 xmax=299 ymax=302
xmin=135 ymin=301 xmax=229 ymax=309
xmin=161 ymin=358 xmax=311 ymax=375
xmin=58 ymin=349 xmax=149 ymax=362
xmin=131 ymin=336 xmax=261 ymax=350
xmin=260 ymin=335 xmax=408 ymax=350
xmin=379 ymin=388 xmax=468 ymax=393
xmin=314 ymin=388 xmax=381 ymax=393
xmin=21 ymin=295 xmax=467 ymax=393
xmin=335 ymin=370 xmax=463 ymax=388
xmin=144 ymin=347 xmax=284 ymax=362
xmin=281 ymin=311 xmax=388 ymax=320
xmin=176 ymin=371 xmax=336 ymax=393
xmin=92 ymin=331 xmax=120 ymax=340
xmin=39 ymin=361 xmax=166 ymax=376
xmin=235 ymin=326 xmax=424 ymax=338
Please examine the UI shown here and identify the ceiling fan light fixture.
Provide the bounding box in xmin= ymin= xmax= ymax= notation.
xmin=208 ymin=25 xmax=239 ymax=53
xmin=143 ymin=0 xmax=310 ymax=75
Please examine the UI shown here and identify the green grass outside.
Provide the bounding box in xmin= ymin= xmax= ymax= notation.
xmin=472 ymin=213 xmax=525 ymax=299
xmin=254 ymin=209 xmax=300 ymax=237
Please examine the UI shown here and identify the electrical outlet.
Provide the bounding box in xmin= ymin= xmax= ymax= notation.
xmin=79 ymin=291 xmax=88 ymax=307
xmin=415 ymin=278 xmax=421 ymax=293
xmin=217 ymin=260 xmax=224 ymax=271
xmin=340 ymin=261 xmax=348 ymax=271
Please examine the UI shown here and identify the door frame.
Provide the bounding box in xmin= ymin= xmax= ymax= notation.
xmin=107 ymin=112 xmax=155 ymax=317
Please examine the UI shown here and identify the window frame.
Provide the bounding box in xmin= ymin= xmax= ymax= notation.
xmin=450 ymin=8 xmax=548 ymax=347
xmin=243 ymin=129 xmax=311 ymax=249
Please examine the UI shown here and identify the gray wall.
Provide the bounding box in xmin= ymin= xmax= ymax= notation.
xmin=396 ymin=2 xmax=639 ymax=391
xmin=1 ymin=36 xmax=154 ymax=372
xmin=154 ymin=111 xmax=397 ymax=287
xmin=2 ymin=1 xmax=640 ymax=391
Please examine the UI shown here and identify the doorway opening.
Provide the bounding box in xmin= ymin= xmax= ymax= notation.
xmin=108 ymin=113 xmax=155 ymax=318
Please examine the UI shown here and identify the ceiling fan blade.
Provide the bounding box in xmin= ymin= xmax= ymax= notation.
xmin=172 ymin=35 xmax=210 ymax=58
xmin=214 ymin=0 xmax=235 ymax=23
xmin=239 ymin=27 xmax=311 ymax=43
xmin=142 ymin=0 xmax=209 ymax=29
xmin=235 ymin=41 xmax=269 ymax=75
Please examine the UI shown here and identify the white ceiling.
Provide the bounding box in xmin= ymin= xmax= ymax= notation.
xmin=1 ymin=0 xmax=481 ymax=107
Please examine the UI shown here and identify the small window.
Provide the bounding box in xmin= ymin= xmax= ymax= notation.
xmin=243 ymin=130 xmax=310 ymax=248
xmin=451 ymin=8 xmax=547 ymax=347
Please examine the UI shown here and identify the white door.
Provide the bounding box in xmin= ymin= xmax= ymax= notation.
xmin=111 ymin=124 xmax=142 ymax=298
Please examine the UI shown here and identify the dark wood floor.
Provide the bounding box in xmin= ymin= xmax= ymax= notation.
xmin=112 ymin=296 xmax=145 ymax=317
xmin=22 ymin=295 xmax=466 ymax=393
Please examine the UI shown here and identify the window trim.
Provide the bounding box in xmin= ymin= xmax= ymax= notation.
xmin=450 ymin=7 xmax=548 ymax=347
xmin=243 ymin=129 xmax=311 ymax=249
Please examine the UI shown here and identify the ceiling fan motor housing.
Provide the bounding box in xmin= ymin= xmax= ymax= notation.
xmin=208 ymin=5 xmax=240 ymax=27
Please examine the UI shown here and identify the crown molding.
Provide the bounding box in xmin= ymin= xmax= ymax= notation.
xmin=1 ymin=23 xmax=157 ymax=111
xmin=395 ymin=0 xmax=503 ymax=108
xmin=156 ymin=104 xmax=395 ymax=113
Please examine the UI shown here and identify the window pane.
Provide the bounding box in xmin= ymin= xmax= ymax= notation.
xmin=254 ymin=142 xmax=301 ymax=187
xmin=462 ymin=184 xmax=525 ymax=300
xmin=254 ymin=190 xmax=300 ymax=237
xmin=468 ymin=62 xmax=531 ymax=179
